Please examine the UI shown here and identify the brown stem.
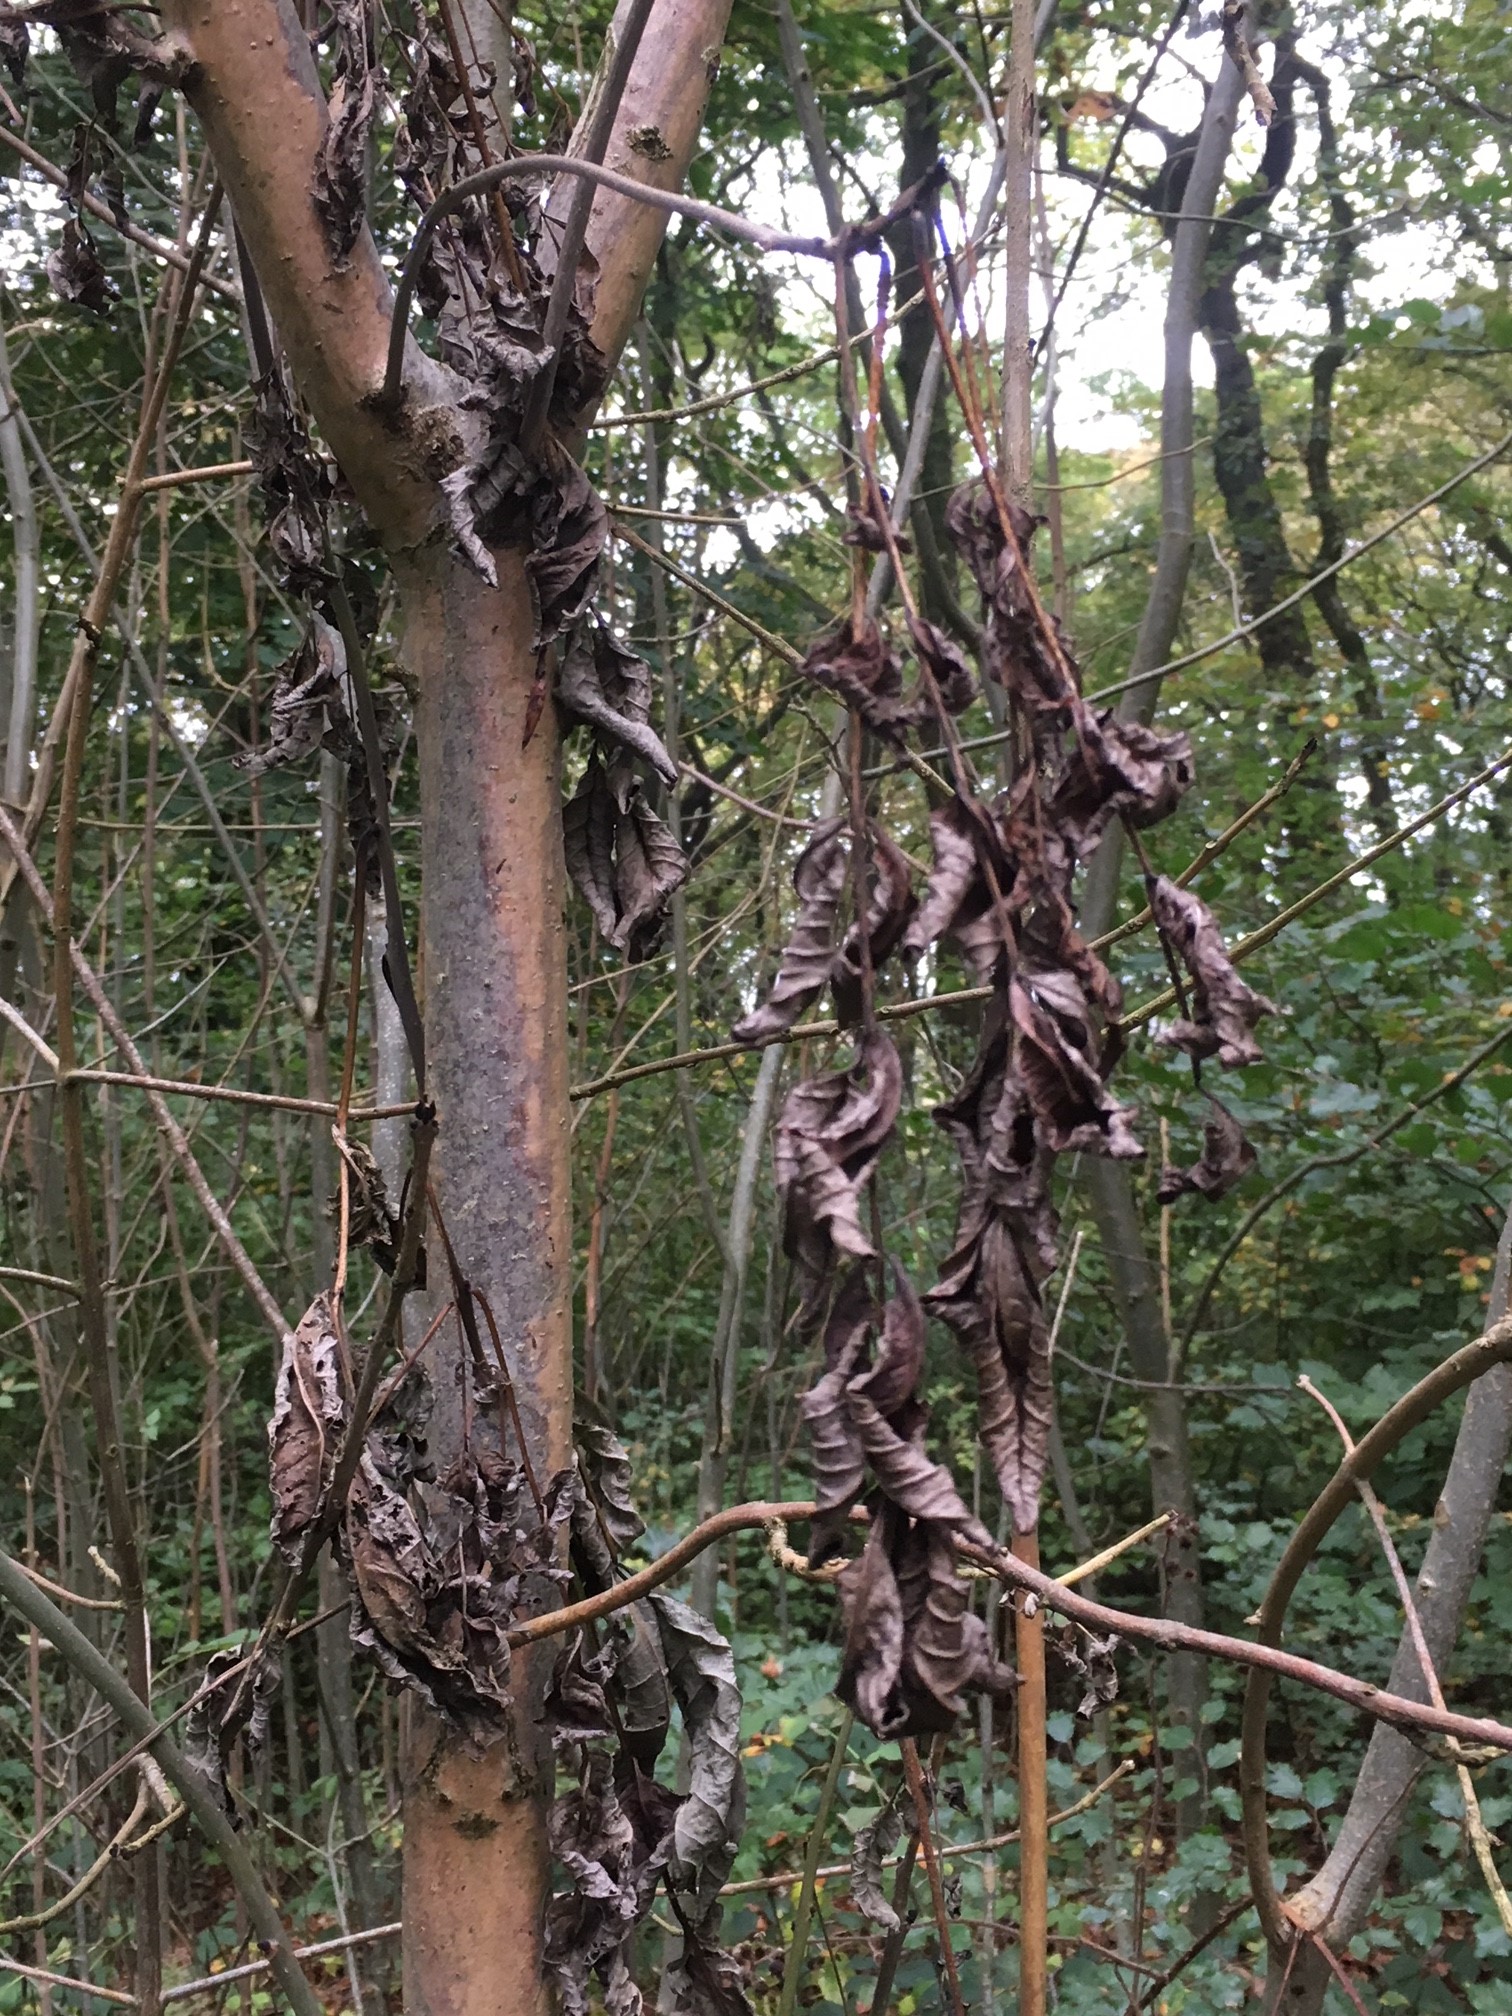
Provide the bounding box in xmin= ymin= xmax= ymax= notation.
xmin=1012 ymin=1531 xmax=1048 ymax=2016
xmin=902 ymin=1738 xmax=967 ymax=2016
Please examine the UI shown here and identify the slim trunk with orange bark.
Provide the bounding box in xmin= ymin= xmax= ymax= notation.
xmin=156 ymin=3 xmax=734 ymax=2009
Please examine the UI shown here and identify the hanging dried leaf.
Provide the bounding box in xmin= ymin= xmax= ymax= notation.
xmin=927 ymin=1194 xmax=1053 ymax=1535
xmin=660 ymin=1926 xmax=753 ymax=2016
xmin=837 ymin=1507 xmax=1015 ymax=1737
xmin=546 ymin=1630 xmax=620 ymax=1749
xmin=244 ymin=369 xmax=332 ymax=596
xmin=46 ymin=217 xmax=116 ymax=314
xmin=1150 ymin=877 xmax=1277 ymax=1067
xmin=1052 ymin=1626 xmax=1121 ymax=1718
xmin=575 ymin=1418 xmax=646 ymax=1555
xmin=182 ymin=1646 xmax=280 ymax=1823
xmin=905 ymin=613 xmax=976 ymax=718
xmin=774 ymin=1031 xmax=902 ymax=1277
xmin=734 ymin=821 xmax=914 ymax=1041
xmin=800 ymin=616 xmax=915 ymax=737
xmin=849 ymin=1791 xmax=903 ymax=1930
xmin=1157 ymin=1094 xmax=1257 ymax=1204
xmin=0 ymin=22 xmax=29 ymax=86
xmin=610 ymin=1603 xmax=673 ymax=1768
xmin=545 ymin=1749 xmax=668 ymax=2016
xmin=58 ymin=24 xmax=131 ymax=126
xmin=558 ymin=622 xmax=677 ymax=784
xmin=527 ymin=453 xmax=609 ymax=649
xmin=946 ymin=481 xmax=1070 ymax=717
xmin=234 ymin=616 xmax=350 ymax=778
xmin=1049 ymin=705 xmax=1195 ymax=859
xmin=328 ymin=1139 xmax=400 ymax=1272
xmin=733 ymin=821 xmax=847 ymax=1042
xmin=650 ymin=1593 xmax=746 ymax=1917
xmin=800 ymin=1270 xmax=872 ymax=1563
xmin=831 ymin=826 xmax=916 ymax=1027
xmin=845 ymin=1275 xmax=987 ymax=1543
xmin=267 ymin=1292 xmax=346 ymax=1562
xmin=1010 ymin=970 xmax=1142 ymax=1159
xmin=344 ymin=1441 xmax=575 ymax=1744
xmin=563 ymin=756 xmax=689 ymax=956
xmin=312 ymin=4 xmax=377 ymax=264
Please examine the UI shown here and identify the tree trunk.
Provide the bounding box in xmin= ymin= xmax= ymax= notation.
xmin=160 ymin=5 xmax=734 ymax=2009
xmin=1259 ymin=1202 xmax=1512 ymax=2013
xmin=1075 ymin=41 xmax=1246 ymax=1836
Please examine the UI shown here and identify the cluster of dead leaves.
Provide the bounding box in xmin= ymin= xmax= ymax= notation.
xmin=802 ymin=1267 xmax=1017 ymax=1736
xmin=265 ymin=1293 xmax=580 ymax=1745
xmin=561 ymin=622 xmax=688 ymax=956
xmin=543 ymin=1424 xmax=752 ymax=2016
xmin=731 ymin=479 xmax=1278 ymax=1734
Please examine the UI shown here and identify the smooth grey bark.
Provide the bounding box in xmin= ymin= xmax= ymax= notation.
xmin=0 ymin=317 xmax=38 ymax=811
xmin=689 ymin=1042 xmax=786 ymax=1620
xmin=1080 ymin=43 xmax=1247 ymax=934
xmin=1076 ymin=40 xmax=1247 ymax=1836
xmin=1261 ymin=1203 xmax=1512 ymax=2013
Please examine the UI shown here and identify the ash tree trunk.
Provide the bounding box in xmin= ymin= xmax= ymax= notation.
xmin=156 ymin=3 xmax=731 ymax=2010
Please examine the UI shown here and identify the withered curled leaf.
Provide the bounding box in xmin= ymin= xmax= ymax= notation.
xmin=733 ymin=820 xmax=849 ymax=1043
xmin=0 ymin=22 xmax=28 ymax=87
xmin=46 ymin=217 xmax=116 ymax=314
xmin=344 ymin=1443 xmax=575 ymax=1745
xmin=575 ymin=1418 xmax=646 ymax=1556
xmin=182 ymin=1646 xmax=280 ymax=1823
xmin=800 ymin=616 xmax=914 ymax=737
xmin=650 ymin=1592 xmax=746 ymax=1916
xmin=244 ymin=369 xmax=332 ymax=597
xmin=946 ymin=481 xmax=1070 ymax=717
xmin=773 ymin=1031 xmax=902 ymax=1277
xmin=800 ymin=1271 xmax=872 ymax=1563
xmin=563 ymin=755 xmax=688 ymax=956
xmin=1156 ymin=1094 xmax=1257 ymax=1204
xmin=1010 ymin=970 xmax=1142 ymax=1159
xmin=328 ymin=1139 xmax=400 ymax=1273
xmin=234 ymin=616 xmax=350 ymax=779
xmin=527 ymin=453 xmax=609 ymax=651
xmin=558 ymin=622 xmax=678 ymax=786
xmin=268 ymin=1292 xmax=346 ymax=1561
xmin=850 ymin=1791 xmax=903 ymax=1930
xmin=545 ymin=1748 xmax=667 ymax=2016
xmin=1150 ymin=876 xmax=1277 ymax=1068
xmin=545 ymin=1630 xmax=619 ymax=1750
xmin=927 ymin=1197 xmax=1053 ymax=1536
xmin=1053 ymin=1626 xmax=1121 ymax=1719
xmin=837 ymin=1506 xmax=1016 ymax=1738
xmin=734 ymin=822 xmax=914 ymax=1042
xmin=1050 ymin=705 xmax=1195 ymax=858
xmin=659 ymin=1928 xmax=753 ymax=2016
xmin=905 ymin=613 xmax=976 ymax=718
xmin=312 ymin=3 xmax=376 ymax=263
